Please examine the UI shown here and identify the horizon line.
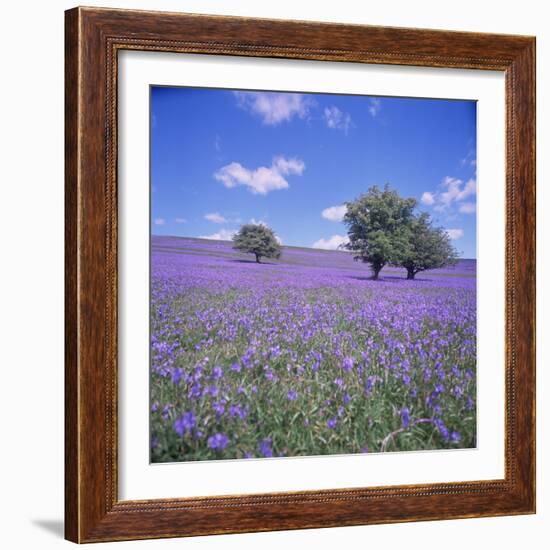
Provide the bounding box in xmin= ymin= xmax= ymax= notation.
xmin=151 ymin=233 xmax=476 ymax=260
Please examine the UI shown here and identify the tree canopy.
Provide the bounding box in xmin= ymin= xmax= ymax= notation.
xmin=232 ymin=223 xmax=282 ymax=263
xmin=342 ymin=184 xmax=416 ymax=279
xmin=343 ymin=184 xmax=459 ymax=280
xmin=399 ymin=213 xmax=459 ymax=279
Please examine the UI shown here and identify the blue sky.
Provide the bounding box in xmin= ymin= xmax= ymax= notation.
xmin=151 ymin=86 xmax=477 ymax=258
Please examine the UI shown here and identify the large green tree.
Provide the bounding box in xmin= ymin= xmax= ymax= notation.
xmin=232 ymin=223 xmax=282 ymax=263
xmin=343 ymin=184 xmax=416 ymax=280
xmin=398 ymin=213 xmax=459 ymax=279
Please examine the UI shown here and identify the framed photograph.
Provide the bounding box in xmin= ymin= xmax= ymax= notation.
xmin=65 ymin=7 xmax=535 ymax=543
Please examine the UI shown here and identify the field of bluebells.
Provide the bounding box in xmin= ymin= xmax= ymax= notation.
xmin=151 ymin=236 xmax=476 ymax=462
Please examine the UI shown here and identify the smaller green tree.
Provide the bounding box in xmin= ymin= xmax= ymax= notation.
xmin=232 ymin=223 xmax=282 ymax=263
xmin=399 ymin=213 xmax=459 ymax=279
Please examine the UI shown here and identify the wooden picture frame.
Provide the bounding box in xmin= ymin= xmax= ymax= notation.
xmin=65 ymin=6 xmax=536 ymax=543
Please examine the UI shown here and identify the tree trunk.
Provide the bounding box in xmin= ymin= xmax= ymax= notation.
xmin=255 ymin=253 xmax=261 ymax=263
xmin=372 ymin=265 xmax=382 ymax=280
xmin=406 ymin=269 xmax=415 ymax=280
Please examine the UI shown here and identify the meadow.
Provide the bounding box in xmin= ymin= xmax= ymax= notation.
xmin=150 ymin=235 xmax=476 ymax=462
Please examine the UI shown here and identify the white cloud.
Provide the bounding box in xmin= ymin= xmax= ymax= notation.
xmin=459 ymin=202 xmax=476 ymax=214
xmin=462 ymin=178 xmax=476 ymax=197
xmin=154 ymin=218 xmax=165 ymax=226
xmin=421 ymin=176 xmax=477 ymax=213
xmin=234 ymin=91 xmax=312 ymax=125
xmin=214 ymin=156 xmax=305 ymax=195
xmin=421 ymin=192 xmax=435 ymax=206
xmin=312 ymin=234 xmax=349 ymax=250
xmin=204 ymin=212 xmax=227 ymax=224
xmin=198 ymin=228 xmax=237 ymax=241
xmin=368 ymin=98 xmax=382 ymax=117
xmin=272 ymin=156 xmax=305 ymax=175
xmin=445 ymin=228 xmax=464 ymax=240
xmin=175 ymin=217 xmax=187 ymax=224
xmin=461 ymin=149 xmax=477 ymax=168
xmin=321 ymin=205 xmax=347 ymax=222
xmin=440 ymin=176 xmax=476 ymax=206
xmin=324 ymin=106 xmax=352 ymax=133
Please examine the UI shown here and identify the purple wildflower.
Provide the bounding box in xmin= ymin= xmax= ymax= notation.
xmin=229 ymin=404 xmax=247 ymax=420
xmin=173 ymin=411 xmax=196 ymax=437
xmin=207 ymin=432 xmax=229 ymax=451
xmin=162 ymin=404 xmax=172 ymax=420
xmin=212 ymin=401 xmax=225 ymax=417
xmin=287 ymin=389 xmax=297 ymax=401
xmin=434 ymin=418 xmax=450 ymax=441
xmin=342 ymin=357 xmax=354 ymax=372
xmin=400 ymin=407 xmax=410 ymax=429
xmin=259 ymin=438 xmax=273 ymax=457
xmin=171 ymin=368 xmax=183 ymax=385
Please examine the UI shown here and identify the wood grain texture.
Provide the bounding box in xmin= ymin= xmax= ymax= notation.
xmin=64 ymin=6 xmax=536 ymax=543
xmin=64 ymin=7 xmax=79 ymax=543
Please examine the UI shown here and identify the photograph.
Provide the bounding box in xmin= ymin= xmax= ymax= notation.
xmin=149 ymin=87 xmax=478 ymax=463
